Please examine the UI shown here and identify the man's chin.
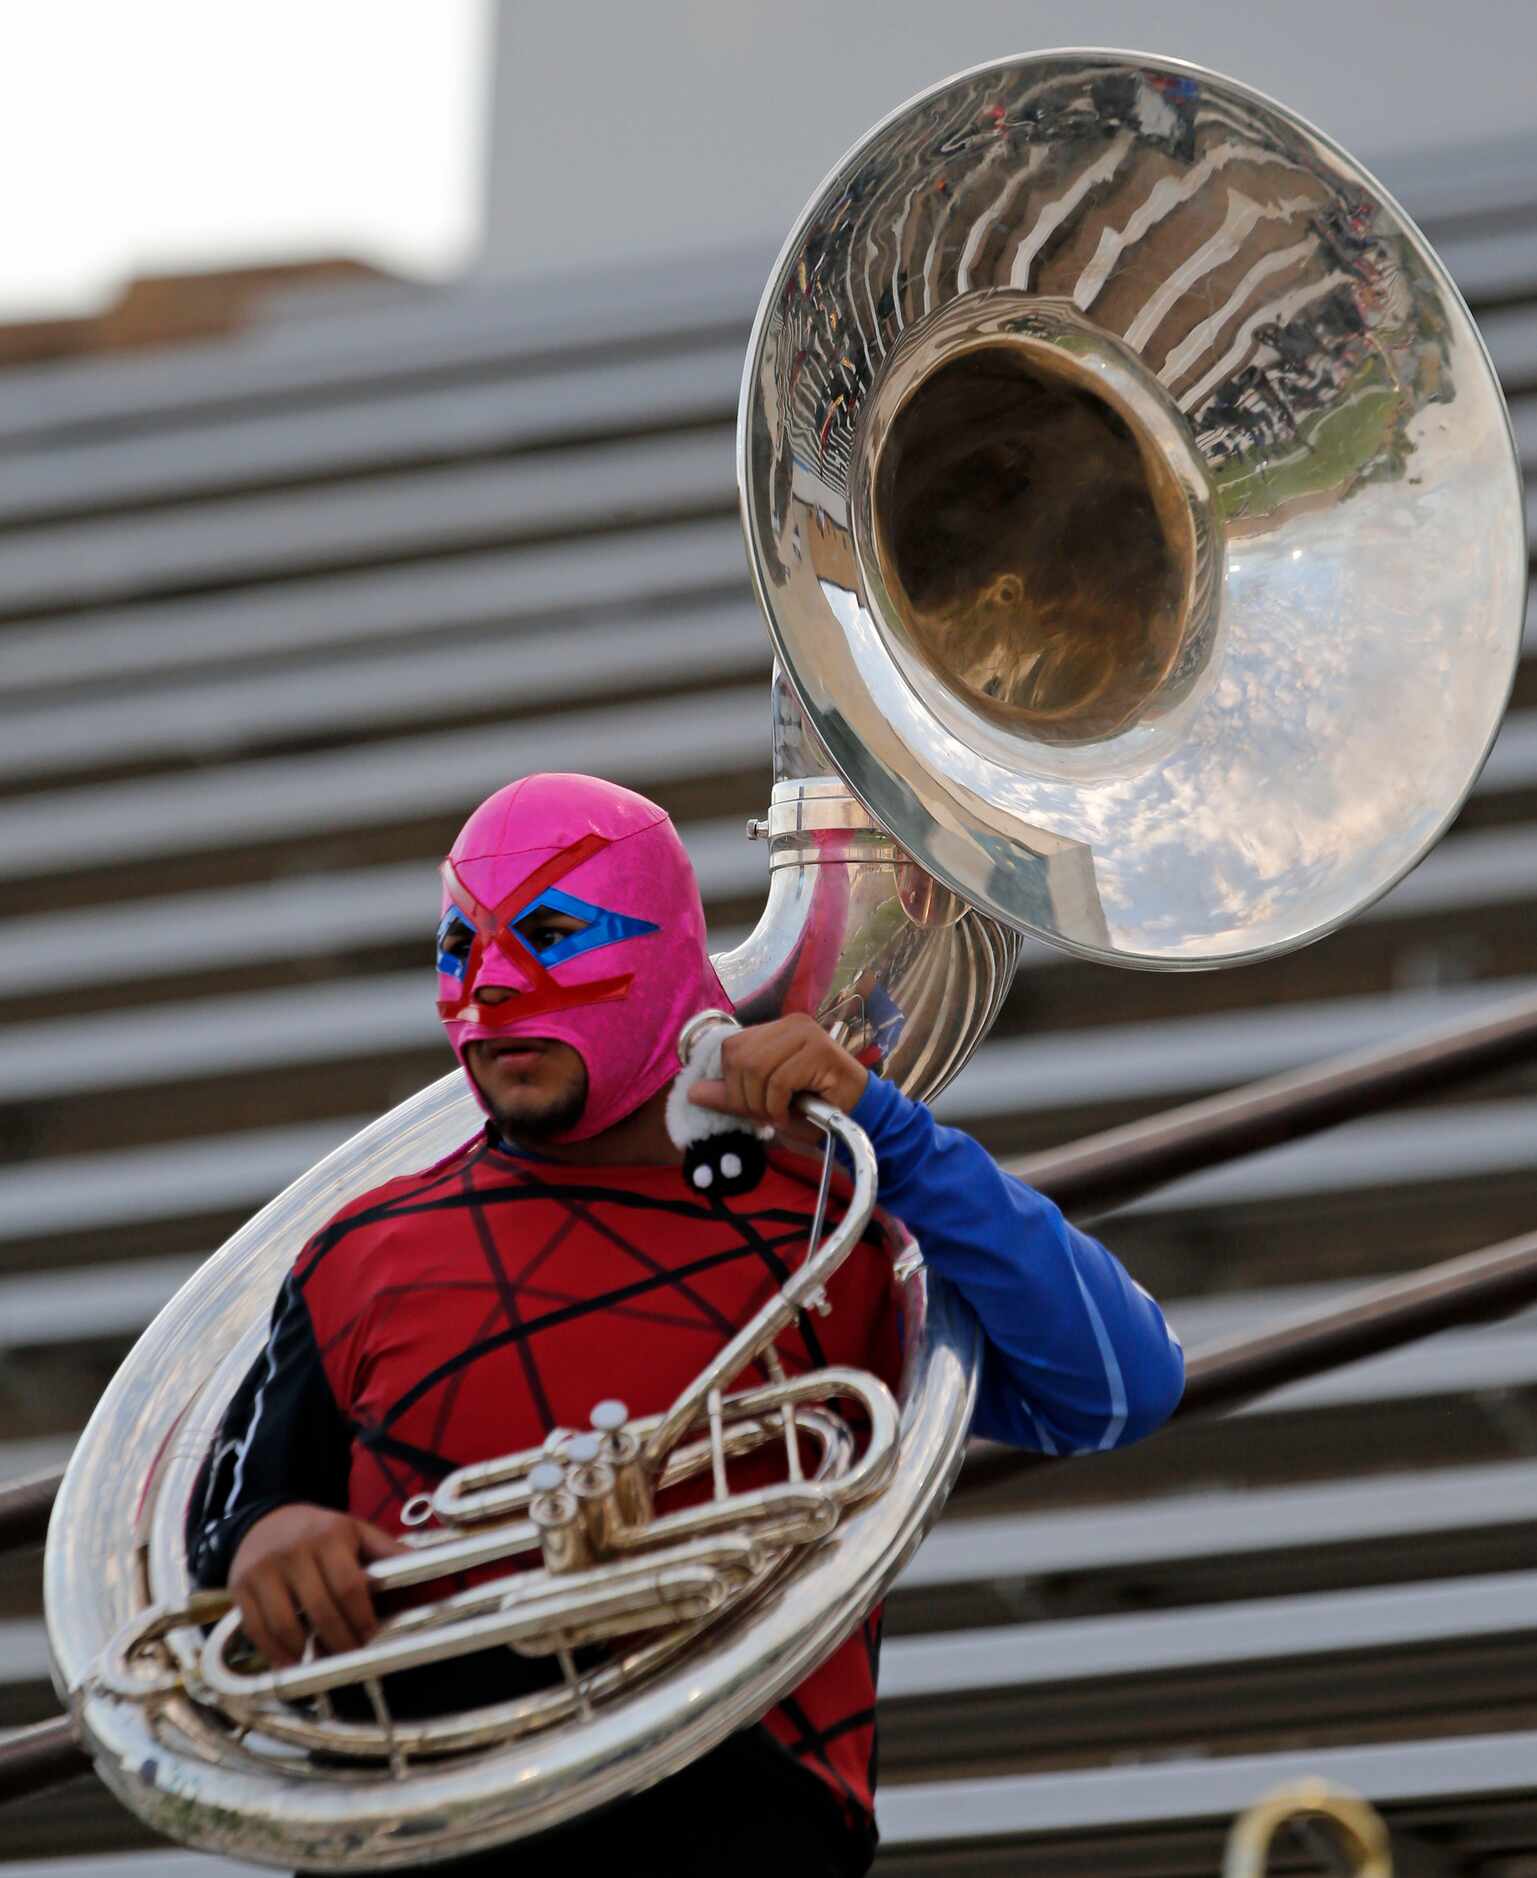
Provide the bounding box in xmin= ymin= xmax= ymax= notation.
xmin=478 ymin=1076 xmax=589 ymax=1143
xmin=494 ymin=1095 xmax=587 ymax=1142
xmin=465 ymin=1043 xmax=588 ymax=1143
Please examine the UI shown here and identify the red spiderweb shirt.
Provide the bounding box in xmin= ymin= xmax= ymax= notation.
xmin=189 ymin=1131 xmax=905 ymax=1838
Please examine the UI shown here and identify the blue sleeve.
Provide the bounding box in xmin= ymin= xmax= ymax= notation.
xmin=850 ymin=1072 xmax=1184 ymax=1453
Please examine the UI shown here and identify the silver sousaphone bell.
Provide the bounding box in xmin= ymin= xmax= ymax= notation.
xmin=45 ymin=49 xmax=1524 ymax=1869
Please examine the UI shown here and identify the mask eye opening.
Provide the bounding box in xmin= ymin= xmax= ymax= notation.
xmin=436 ymin=908 xmax=477 ymax=979
xmin=511 ymin=899 xmax=594 ymax=961
xmin=506 ymin=885 xmax=662 ymax=967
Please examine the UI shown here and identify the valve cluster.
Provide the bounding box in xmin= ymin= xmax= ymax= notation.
xmin=528 ymin=1401 xmax=653 ymax=1573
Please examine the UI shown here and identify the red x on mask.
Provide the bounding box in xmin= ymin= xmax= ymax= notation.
xmin=437 ymin=774 xmax=731 ymax=1142
xmin=435 ymin=836 xmax=634 ymax=1030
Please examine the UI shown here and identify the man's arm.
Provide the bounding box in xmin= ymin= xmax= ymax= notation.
xmin=692 ymin=1014 xmax=1184 ymax=1454
xmin=848 ymin=1070 xmax=1184 ymax=1453
xmin=187 ymin=1271 xmax=400 ymax=1664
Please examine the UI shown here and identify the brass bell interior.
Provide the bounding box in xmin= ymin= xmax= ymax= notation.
xmin=868 ymin=336 xmax=1197 ymax=746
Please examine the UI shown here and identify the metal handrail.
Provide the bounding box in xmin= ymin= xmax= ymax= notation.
xmin=1012 ymin=982 xmax=1537 ymax=1219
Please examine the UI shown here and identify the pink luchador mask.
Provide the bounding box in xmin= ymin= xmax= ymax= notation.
xmin=437 ymin=773 xmax=730 ymax=1141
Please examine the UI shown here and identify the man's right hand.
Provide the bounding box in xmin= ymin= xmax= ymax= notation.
xmin=228 ymin=1504 xmax=404 ymax=1669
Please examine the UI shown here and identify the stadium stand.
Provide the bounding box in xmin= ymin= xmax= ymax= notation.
xmin=1 ymin=157 xmax=1536 ymax=1874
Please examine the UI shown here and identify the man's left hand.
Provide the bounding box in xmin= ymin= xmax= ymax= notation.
xmin=688 ymin=1014 xmax=868 ymax=1139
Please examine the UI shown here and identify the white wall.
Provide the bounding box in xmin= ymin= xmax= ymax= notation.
xmin=482 ymin=0 xmax=1537 ymax=284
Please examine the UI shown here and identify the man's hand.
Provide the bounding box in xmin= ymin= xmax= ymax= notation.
xmin=689 ymin=1014 xmax=868 ymax=1139
xmin=228 ymin=1503 xmax=404 ymax=1668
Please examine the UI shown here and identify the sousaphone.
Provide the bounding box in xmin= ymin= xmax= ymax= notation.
xmin=45 ymin=49 xmax=1524 ymax=1869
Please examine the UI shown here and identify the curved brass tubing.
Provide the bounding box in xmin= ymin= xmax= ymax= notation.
xmin=1224 ymin=1780 xmax=1394 ymax=1877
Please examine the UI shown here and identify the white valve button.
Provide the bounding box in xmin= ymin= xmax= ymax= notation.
xmin=564 ymin=1433 xmax=603 ymax=1466
xmin=526 ymin=1461 xmax=566 ymax=1494
xmin=590 ymin=1400 xmax=629 ymax=1431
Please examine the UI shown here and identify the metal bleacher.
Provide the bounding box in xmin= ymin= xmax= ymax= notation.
xmin=2 ymin=169 xmax=1537 ymax=1875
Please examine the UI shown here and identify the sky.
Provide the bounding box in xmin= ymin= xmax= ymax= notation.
xmin=10 ymin=2 xmax=1534 ymax=327
xmin=0 ymin=0 xmax=490 ymax=322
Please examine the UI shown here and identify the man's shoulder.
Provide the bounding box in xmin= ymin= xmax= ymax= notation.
xmin=294 ymin=1132 xmax=493 ymax=1272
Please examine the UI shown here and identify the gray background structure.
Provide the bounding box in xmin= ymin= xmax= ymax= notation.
xmin=485 ymin=0 xmax=1537 ymax=284
xmin=2 ymin=9 xmax=1537 ymax=1873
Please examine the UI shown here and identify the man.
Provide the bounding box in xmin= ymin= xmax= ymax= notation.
xmin=189 ymin=772 xmax=1183 ymax=1877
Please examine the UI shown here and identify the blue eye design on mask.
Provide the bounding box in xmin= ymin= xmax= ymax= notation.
xmin=511 ymin=886 xmax=658 ymax=965
xmin=435 ymin=908 xmax=476 ymax=981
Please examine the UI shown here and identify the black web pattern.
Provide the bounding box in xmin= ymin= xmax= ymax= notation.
xmin=298 ymin=1139 xmax=852 ymax=1505
xmin=191 ymin=1135 xmax=893 ymax=1824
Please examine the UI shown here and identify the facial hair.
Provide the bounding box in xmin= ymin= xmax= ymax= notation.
xmin=481 ymin=1064 xmax=591 ymax=1146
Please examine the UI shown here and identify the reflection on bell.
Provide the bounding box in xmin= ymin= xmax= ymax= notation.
xmin=740 ymin=52 xmax=1526 ymax=967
